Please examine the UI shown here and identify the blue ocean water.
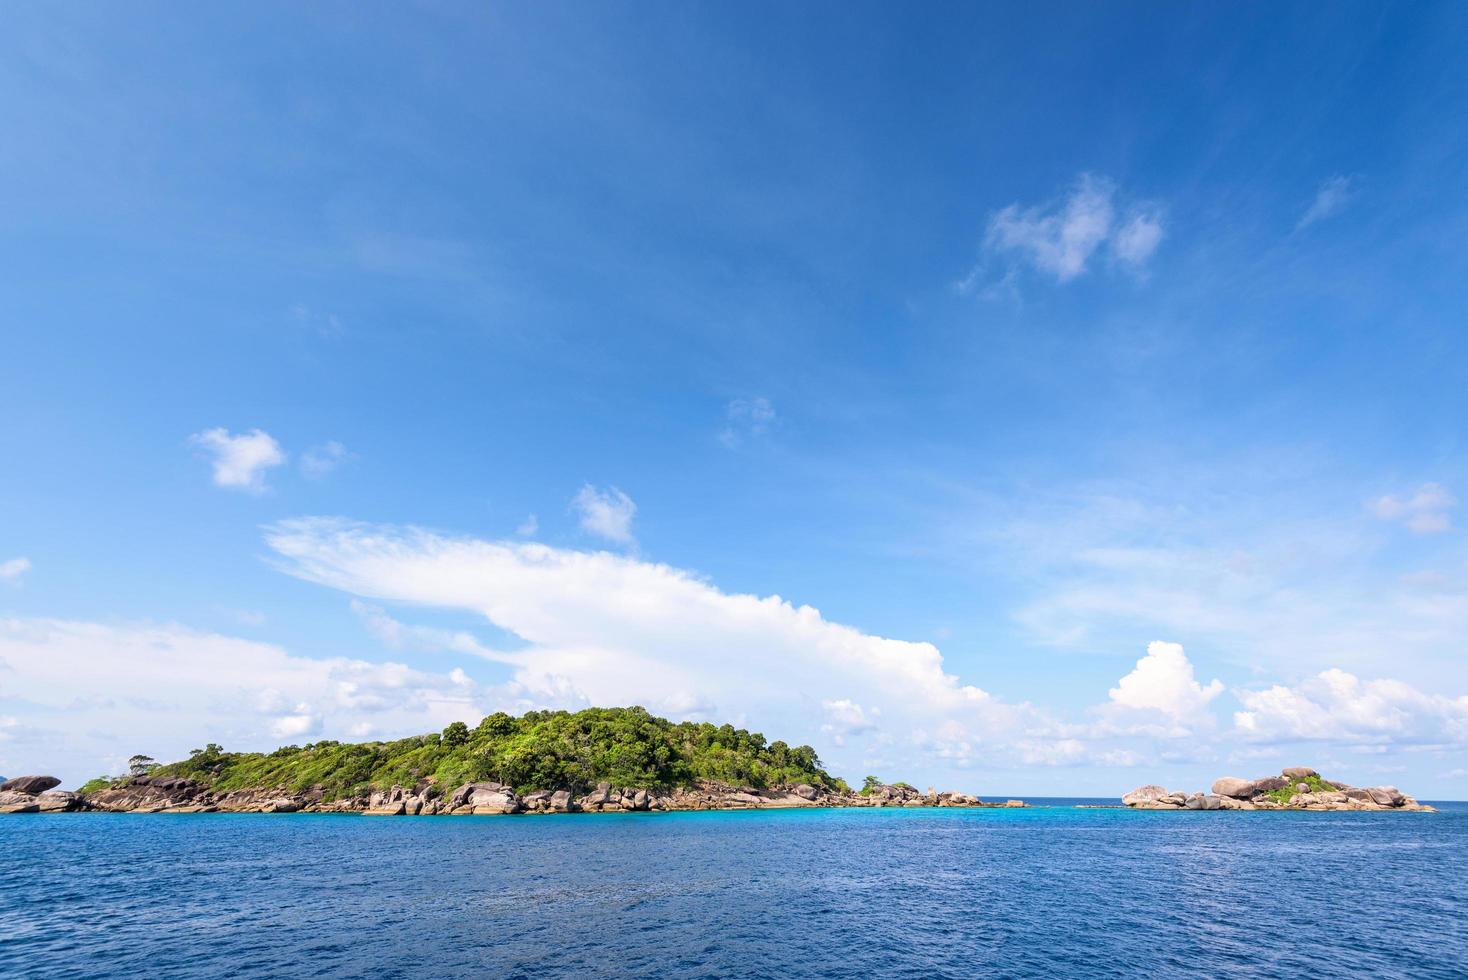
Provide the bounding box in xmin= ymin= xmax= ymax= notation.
xmin=4 ymin=802 xmax=1466 ymax=978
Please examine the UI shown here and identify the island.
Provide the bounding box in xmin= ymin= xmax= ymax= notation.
xmin=0 ymin=706 xmax=1025 ymax=815
xmin=1121 ymin=766 xmax=1433 ymax=811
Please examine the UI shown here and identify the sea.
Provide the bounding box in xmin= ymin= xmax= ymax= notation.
xmin=3 ymin=799 xmax=1466 ymax=978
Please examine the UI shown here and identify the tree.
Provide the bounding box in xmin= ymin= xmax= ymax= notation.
xmin=442 ymin=721 xmax=470 ymax=747
xmin=128 ymin=754 xmax=158 ymax=777
xmin=862 ymin=775 xmax=882 ymax=794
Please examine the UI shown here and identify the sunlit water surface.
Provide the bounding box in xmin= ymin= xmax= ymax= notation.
xmin=4 ymin=800 xmax=1465 ymax=977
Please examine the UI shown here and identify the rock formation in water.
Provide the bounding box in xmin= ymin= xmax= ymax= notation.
xmin=1121 ymin=766 xmax=1433 ymax=812
xmin=2 ymin=774 xmax=1026 ymax=815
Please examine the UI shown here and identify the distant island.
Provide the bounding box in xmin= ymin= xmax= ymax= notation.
xmin=0 ymin=706 xmax=1023 ymax=815
xmin=1122 ymin=766 xmax=1433 ymax=812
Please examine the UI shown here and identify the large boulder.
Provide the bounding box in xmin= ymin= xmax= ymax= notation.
xmin=1368 ymin=786 xmax=1405 ymax=807
xmin=1211 ymin=777 xmax=1255 ymax=799
xmin=1251 ymin=775 xmax=1289 ymax=794
xmin=548 ymin=790 xmax=573 ymax=812
xmin=1282 ymin=766 xmax=1318 ymax=780
xmin=37 ymin=791 xmax=80 ymax=812
xmin=0 ymin=790 xmax=41 ymax=813
xmin=1121 ymin=785 xmax=1170 ymax=807
xmin=0 ymin=775 xmax=60 ymax=795
xmin=793 ymin=784 xmax=819 ymax=801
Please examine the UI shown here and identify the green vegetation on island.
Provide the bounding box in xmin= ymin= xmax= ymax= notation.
xmin=82 ymin=706 xmax=845 ymax=801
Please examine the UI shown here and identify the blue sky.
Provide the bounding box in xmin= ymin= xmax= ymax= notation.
xmin=4 ymin=3 xmax=1468 ymax=796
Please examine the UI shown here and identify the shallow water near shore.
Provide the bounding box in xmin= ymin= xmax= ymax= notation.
xmin=4 ymin=800 xmax=1466 ymax=978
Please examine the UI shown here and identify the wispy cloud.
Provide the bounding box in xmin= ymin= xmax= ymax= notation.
xmin=968 ymin=174 xmax=1164 ymax=289
xmin=1371 ymin=483 xmax=1455 ymax=534
xmin=301 ymin=441 xmax=352 ymax=479
xmin=188 ymin=428 xmax=286 ymax=494
xmin=515 ymin=514 xmax=539 ymax=537
xmin=572 ymin=485 xmax=637 ymax=545
xmin=0 ymin=557 xmax=31 ymax=585
xmin=1296 ymin=174 xmax=1358 ymax=230
xmin=719 ymin=396 xmax=776 ymax=448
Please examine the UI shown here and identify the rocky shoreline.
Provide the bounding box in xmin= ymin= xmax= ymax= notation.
xmin=1121 ymin=766 xmax=1434 ymax=812
xmin=0 ymin=774 xmax=1027 ymax=816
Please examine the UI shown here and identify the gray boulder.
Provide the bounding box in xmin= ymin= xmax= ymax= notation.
xmin=1368 ymin=786 xmax=1405 ymax=807
xmin=1211 ymin=776 xmax=1255 ymax=799
xmin=793 ymin=784 xmax=819 ymax=801
xmin=0 ymin=775 xmax=60 ymax=795
xmin=1121 ymin=784 xmax=1170 ymax=806
xmin=0 ymin=790 xmax=41 ymax=813
xmin=37 ymin=791 xmax=80 ymax=812
xmin=549 ymin=790 xmax=573 ymax=812
xmin=1282 ymin=766 xmax=1318 ymax=780
xmin=1251 ymin=775 xmax=1289 ymax=793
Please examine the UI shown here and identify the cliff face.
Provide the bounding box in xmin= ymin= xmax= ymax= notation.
xmin=1122 ymin=766 xmax=1433 ymax=812
xmin=4 ymin=774 xmax=1024 ymax=815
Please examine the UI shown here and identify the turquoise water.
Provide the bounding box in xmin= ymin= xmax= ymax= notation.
xmin=4 ymin=801 xmax=1466 ymax=977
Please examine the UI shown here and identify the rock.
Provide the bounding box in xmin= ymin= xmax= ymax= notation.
xmin=793 ymin=784 xmax=819 ymax=801
xmin=0 ymin=775 xmax=60 ymax=795
xmin=549 ymin=790 xmax=573 ymax=812
xmin=1295 ymin=783 xmax=1310 ymax=793
xmin=365 ymin=802 xmax=405 ymax=816
xmin=37 ymin=791 xmax=80 ymax=812
xmin=1368 ymin=786 xmax=1405 ymax=807
xmin=261 ymin=798 xmax=299 ymax=813
xmin=631 ymin=789 xmax=650 ymax=811
xmin=1211 ymin=777 xmax=1255 ymax=799
xmin=1282 ymin=766 xmax=1318 ymax=780
xmin=450 ymin=782 xmax=509 ymax=807
xmin=1251 ymin=775 xmax=1289 ymax=794
xmin=1121 ymin=784 xmax=1171 ymax=807
xmin=468 ymin=787 xmax=521 ymax=814
xmin=0 ymin=790 xmax=41 ymax=813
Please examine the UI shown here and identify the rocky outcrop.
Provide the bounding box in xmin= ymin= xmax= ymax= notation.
xmin=16 ymin=773 xmax=1023 ymax=817
xmin=0 ymin=776 xmax=87 ymax=813
xmin=1 ymin=775 xmax=61 ymax=795
xmin=1124 ymin=767 xmax=1433 ymax=812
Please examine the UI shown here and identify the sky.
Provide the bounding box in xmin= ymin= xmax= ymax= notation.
xmin=3 ymin=3 xmax=1468 ymax=797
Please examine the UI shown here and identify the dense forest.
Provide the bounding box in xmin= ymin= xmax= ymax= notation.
xmin=83 ymin=707 xmax=845 ymax=801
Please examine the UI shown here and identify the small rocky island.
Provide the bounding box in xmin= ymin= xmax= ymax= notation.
xmin=1122 ymin=766 xmax=1433 ymax=812
xmin=0 ymin=706 xmax=1024 ymax=816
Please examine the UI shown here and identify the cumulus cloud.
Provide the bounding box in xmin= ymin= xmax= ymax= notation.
xmin=0 ymin=557 xmax=30 ymax=584
xmin=300 ymin=441 xmax=352 ymax=479
xmin=1371 ymin=483 xmax=1455 ymax=534
xmin=572 ymin=485 xmax=637 ymax=545
xmin=189 ymin=428 xmax=286 ymax=493
xmin=1234 ymin=668 xmax=1468 ymax=747
xmin=820 ymin=699 xmax=879 ymax=745
xmin=264 ymin=517 xmax=1058 ymax=773
xmin=1296 ymin=174 xmax=1357 ymax=230
xmin=1107 ymin=641 xmax=1223 ymax=720
xmin=976 ymin=174 xmax=1164 ymax=285
xmin=719 ymin=397 xmax=777 ymax=448
xmin=0 ymin=616 xmax=489 ymax=786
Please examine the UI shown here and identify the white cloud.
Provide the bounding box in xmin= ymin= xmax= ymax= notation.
xmin=516 ymin=514 xmax=539 ymax=537
xmin=572 ymin=485 xmax=637 ymax=545
xmin=1234 ymin=668 xmax=1468 ymax=747
xmin=719 ymin=397 xmax=777 ymax=448
xmin=1107 ymin=641 xmax=1224 ymax=720
xmin=820 ymin=698 xmax=879 ymax=745
xmin=0 ymin=557 xmax=30 ymax=584
xmin=977 ymin=174 xmax=1163 ymax=285
xmin=1112 ymin=211 xmax=1165 ymax=268
xmin=265 ymin=517 xmax=1058 ymax=774
xmin=1297 ymin=174 xmax=1357 ymax=230
xmin=301 ymin=441 xmax=351 ymax=479
xmin=1371 ymin=483 xmax=1455 ymax=534
xmin=0 ymin=616 xmax=492 ymax=786
xmin=189 ymin=428 xmax=286 ymax=493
